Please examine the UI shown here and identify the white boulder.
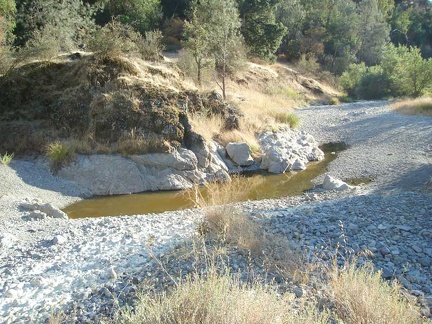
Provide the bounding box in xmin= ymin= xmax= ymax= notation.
xmin=259 ymin=127 xmax=324 ymax=174
xmin=225 ymin=142 xmax=254 ymax=166
xmin=323 ymin=174 xmax=352 ymax=191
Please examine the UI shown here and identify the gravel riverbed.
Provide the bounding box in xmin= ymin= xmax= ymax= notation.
xmin=0 ymin=101 xmax=431 ymax=322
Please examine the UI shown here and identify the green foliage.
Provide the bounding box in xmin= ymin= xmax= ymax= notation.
xmin=16 ymin=0 xmax=97 ymax=59
xmin=274 ymin=112 xmax=299 ymax=128
xmin=0 ymin=0 xmax=16 ymax=43
xmin=46 ymin=141 xmax=72 ymax=171
xmin=0 ymin=151 xmax=14 ymax=165
xmin=382 ymin=44 xmax=432 ymax=97
xmin=100 ymin=0 xmax=162 ymax=34
xmin=340 ymin=44 xmax=432 ymax=99
xmin=340 ymin=63 xmax=390 ymax=99
xmin=183 ymin=0 xmax=245 ymax=97
xmin=89 ymin=20 xmax=141 ymax=59
xmin=238 ymin=0 xmax=286 ymax=62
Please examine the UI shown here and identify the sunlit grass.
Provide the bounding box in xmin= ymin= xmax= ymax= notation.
xmin=391 ymin=98 xmax=432 ymax=117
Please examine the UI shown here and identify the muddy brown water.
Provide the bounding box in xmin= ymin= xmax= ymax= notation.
xmin=64 ymin=143 xmax=347 ymax=218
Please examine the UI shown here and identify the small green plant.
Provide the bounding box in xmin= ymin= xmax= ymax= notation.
xmin=0 ymin=152 xmax=14 ymax=165
xmin=274 ymin=112 xmax=300 ymax=128
xmin=46 ymin=141 xmax=72 ymax=171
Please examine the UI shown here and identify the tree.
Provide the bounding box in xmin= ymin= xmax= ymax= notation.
xmin=16 ymin=0 xmax=97 ymax=53
xmin=237 ymin=0 xmax=286 ymax=61
xmin=355 ymin=0 xmax=390 ymax=66
xmin=182 ymin=5 xmax=211 ymax=86
xmin=382 ymin=44 xmax=432 ymax=97
xmin=208 ymin=0 xmax=244 ymax=100
xmin=183 ymin=0 xmax=244 ymax=99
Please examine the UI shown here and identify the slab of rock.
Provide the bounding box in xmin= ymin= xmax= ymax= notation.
xmin=259 ymin=127 xmax=324 ymax=174
xmin=225 ymin=142 xmax=254 ymax=166
xmin=323 ymin=174 xmax=352 ymax=191
xmin=58 ymin=146 xmax=231 ymax=196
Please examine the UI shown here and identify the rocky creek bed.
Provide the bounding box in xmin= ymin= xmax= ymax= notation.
xmin=0 ymin=101 xmax=431 ymax=322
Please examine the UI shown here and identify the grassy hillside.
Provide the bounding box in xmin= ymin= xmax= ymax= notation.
xmin=0 ymin=52 xmax=339 ymax=158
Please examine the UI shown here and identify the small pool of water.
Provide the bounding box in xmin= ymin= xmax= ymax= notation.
xmin=64 ymin=143 xmax=347 ymax=218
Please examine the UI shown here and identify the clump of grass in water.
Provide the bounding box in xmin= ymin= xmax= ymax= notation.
xmin=274 ymin=112 xmax=300 ymax=128
xmin=0 ymin=152 xmax=14 ymax=166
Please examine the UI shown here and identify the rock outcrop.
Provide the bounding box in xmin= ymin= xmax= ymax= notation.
xmin=58 ymin=147 xmax=230 ymax=196
xmin=259 ymin=127 xmax=324 ymax=174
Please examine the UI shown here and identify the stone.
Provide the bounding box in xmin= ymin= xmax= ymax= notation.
xmin=28 ymin=210 xmax=47 ymax=220
xmin=419 ymin=257 xmax=431 ymax=267
xmin=322 ymin=174 xmax=353 ymax=191
xmin=412 ymin=245 xmax=423 ymax=253
xmin=225 ymin=142 xmax=254 ymax=166
xmin=0 ymin=233 xmax=17 ymax=249
xmin=58 ymin=145 xmax=231 ymax=195
xmin=52 ymin=235 xmax=67 ymax=245
xmin=381 ymin=267 xmax=393 ymax=279
xmin=259 ymin=127 xmax=323 ymax=174
xmin=293 ymin=287 xmax=303 ymax=298
xmin=22 ymin=201 xmax=67 ymax=219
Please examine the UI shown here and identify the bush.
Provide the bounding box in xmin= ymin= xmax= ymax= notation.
xmin=328 ymin=260 xmax=424 ymax=324
xmin=339 ymin=63 xmax=390 ymax=99
xmin=88 ymin=20 xmax=141 ymax=59
xmin=137 ymin=30 xmax=164 ymax=61
xmin=274 ymin=112 xmax=300 ymax=128
xmin=46 ymin=141 xmax=72 ymax=171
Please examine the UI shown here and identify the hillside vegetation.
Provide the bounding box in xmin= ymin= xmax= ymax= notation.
xmin=0 ymin=51 xmax=337 ymax=156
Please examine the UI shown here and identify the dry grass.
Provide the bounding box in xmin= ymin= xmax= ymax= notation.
xmin=121 ymin=261 xmax=330 ymax=324
xmin=391 ymin=98 xmax=432 ymax=117
xmin=327 ymin=260 xmax=425 ymax=324
xmin=188 ymin=176 xmax=264 ymax=253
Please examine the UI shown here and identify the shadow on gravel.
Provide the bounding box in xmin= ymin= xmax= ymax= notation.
xmin=9 ymin=159 xmax=90 ymax=198
xmin=386 ymin=164 xmax=432 ymax=192
xmin=328 ymin=111 xmax=432 ymax=146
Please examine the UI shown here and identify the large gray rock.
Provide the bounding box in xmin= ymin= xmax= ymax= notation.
xmin=58 ymin=146 xmax=231 ymax=196
xmin=322 ymin=174 xmax=352 ymax=191
xmin=259 ymin=127 xmax=324 ymax=174
xmin=225 ymin=142 xmax=254 ymax=166
xmin=59 ymin=155 xmax=147 ymax=195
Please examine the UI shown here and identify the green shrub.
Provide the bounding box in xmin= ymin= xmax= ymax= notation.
xmin=274 ymin=112 xmax=300 ymax=128
xmin=88 ymin=20 xmax=141 ymax=59
xmin=46 ymin=141 xmax=72 ymax=171
xmin=0 ymin=152 xmax=14 ymax=165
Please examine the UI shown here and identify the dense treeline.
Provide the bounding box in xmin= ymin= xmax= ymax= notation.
xmin=1 ymin=0 xmax=432 ymax=98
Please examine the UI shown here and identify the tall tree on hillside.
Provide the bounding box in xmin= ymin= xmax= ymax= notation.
xmin=237 ymin=0 xmax=286 ymax=61
xmin=182 ymin=5 xmax=210 ymax=86
xmin=183 ymin=0 xmax=244 ymax=99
